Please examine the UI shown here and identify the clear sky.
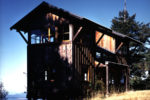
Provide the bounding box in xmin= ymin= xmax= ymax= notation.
xmin=0 ymin=0 xmax=150 ymax=94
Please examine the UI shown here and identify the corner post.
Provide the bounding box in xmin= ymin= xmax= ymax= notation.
xmin=28 ymin=32 xmax=31 ymax=45
xmin=105 ymin=61 xmax=109 ymax=96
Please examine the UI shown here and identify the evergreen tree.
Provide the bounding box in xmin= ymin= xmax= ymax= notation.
xmin=111 ymin=10 xmax=150 ymax=90
xmin=0 ymin=82 xmax=8 ymax=99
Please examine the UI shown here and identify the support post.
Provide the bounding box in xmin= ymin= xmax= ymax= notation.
xmin=69 ymin=24 xmax=73 ymax=41
xmin=125 ymin=66 xmax=129 ymax=91
xmin=105 ymin=62 xmax=109 ymax=96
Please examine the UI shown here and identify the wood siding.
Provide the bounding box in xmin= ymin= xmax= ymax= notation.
xmin=59 ymin=42 xmax=72 ymax=64
xmin=74 ymin=43 xmax=95 ymax=82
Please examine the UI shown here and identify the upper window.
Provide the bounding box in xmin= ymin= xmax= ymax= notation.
xmin=62 ymin=23 xmax=69 ymax=41
xmin=46 ymin=13 xmax=70 ymax=42
xmin=30 ymin=13 xmax=72 ymax=44
xmin=63 ymin=32 xmax=69 ymax=41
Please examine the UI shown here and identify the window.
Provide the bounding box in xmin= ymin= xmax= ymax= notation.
xmin=96 ymin=52 xmax=101 ymax=59
xmin=50 ymin=37 xmax=54 ymax=42
xmin=84 ymin=73 xmax=87 ymax=81
xmin=45 ymin=71 xmax=47 ymax=81
xmin=63 ymin=32 xmax=69 ymax=40
xmin=63 ymin=24 xmax=69 ymax=41
xmin=83 ymin=68 xmax=89 ymax=82
xmin=31 ymin=29 xmax=48 ymax=44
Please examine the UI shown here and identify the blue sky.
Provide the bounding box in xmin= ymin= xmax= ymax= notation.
xmin=0 ymin=0 xmax=150 ymax=94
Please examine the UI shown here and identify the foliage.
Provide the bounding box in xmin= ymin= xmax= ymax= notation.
xmin=0 ymin=82 xmax=8 ymax=99
xmin=130 ymin=76 xmax=146 ymax=90
xmin=145 ymin=75 xmax=150 ymax=89
xmin=95 ymin=80 xmax=105 ymax=93
xmin=111 ymin=10 xmax=150 ymax=90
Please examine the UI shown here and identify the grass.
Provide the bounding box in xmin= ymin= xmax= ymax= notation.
xmin=89 ymin=90 xmax=150 ymax=100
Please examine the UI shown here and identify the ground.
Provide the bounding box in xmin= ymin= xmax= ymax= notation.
xmin=89 ymin=90 xmax=150 ymax=100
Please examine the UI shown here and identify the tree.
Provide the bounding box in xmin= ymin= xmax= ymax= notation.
xmin=111 ymin=10 xmax=150 ymax=89
xmin=0 ymin=82 xmax=8 ymax=99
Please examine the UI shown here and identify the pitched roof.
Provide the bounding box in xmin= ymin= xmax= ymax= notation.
xmin=10 ymin=1 xmax=142 ymax=44
xmin=10 ymin=1 xmax=83 ymax=32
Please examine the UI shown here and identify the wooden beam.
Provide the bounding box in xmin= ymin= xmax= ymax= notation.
xmin=87 ymin=68 xmax=90 ymax=81
xmin=96 ymin=33 xmax=104 ymax=45
xmin=107 ymin=61 xmax=128 ymax=67
xmin=48 ymin=27 xmax=51 ymax=42
xmin=115 ymin=42 xmax=124 ymax=53
xmin=17 ymin=31 xmax=28 ymax=44
xmin=72 ymin=27 xmax=83 ymax=41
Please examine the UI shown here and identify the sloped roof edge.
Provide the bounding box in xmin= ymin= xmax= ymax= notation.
xmin=112 ymin=31 xmax=143 ymax=44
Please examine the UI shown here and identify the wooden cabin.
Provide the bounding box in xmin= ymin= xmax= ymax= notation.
xmin=10 ymin=2 xmax=141 ymax=99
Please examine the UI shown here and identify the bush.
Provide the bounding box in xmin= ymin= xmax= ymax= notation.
xmin=95 ymin=80 xmax=105 ymax=93
xmin=0 ymin=82 xmax=8 ymax=99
